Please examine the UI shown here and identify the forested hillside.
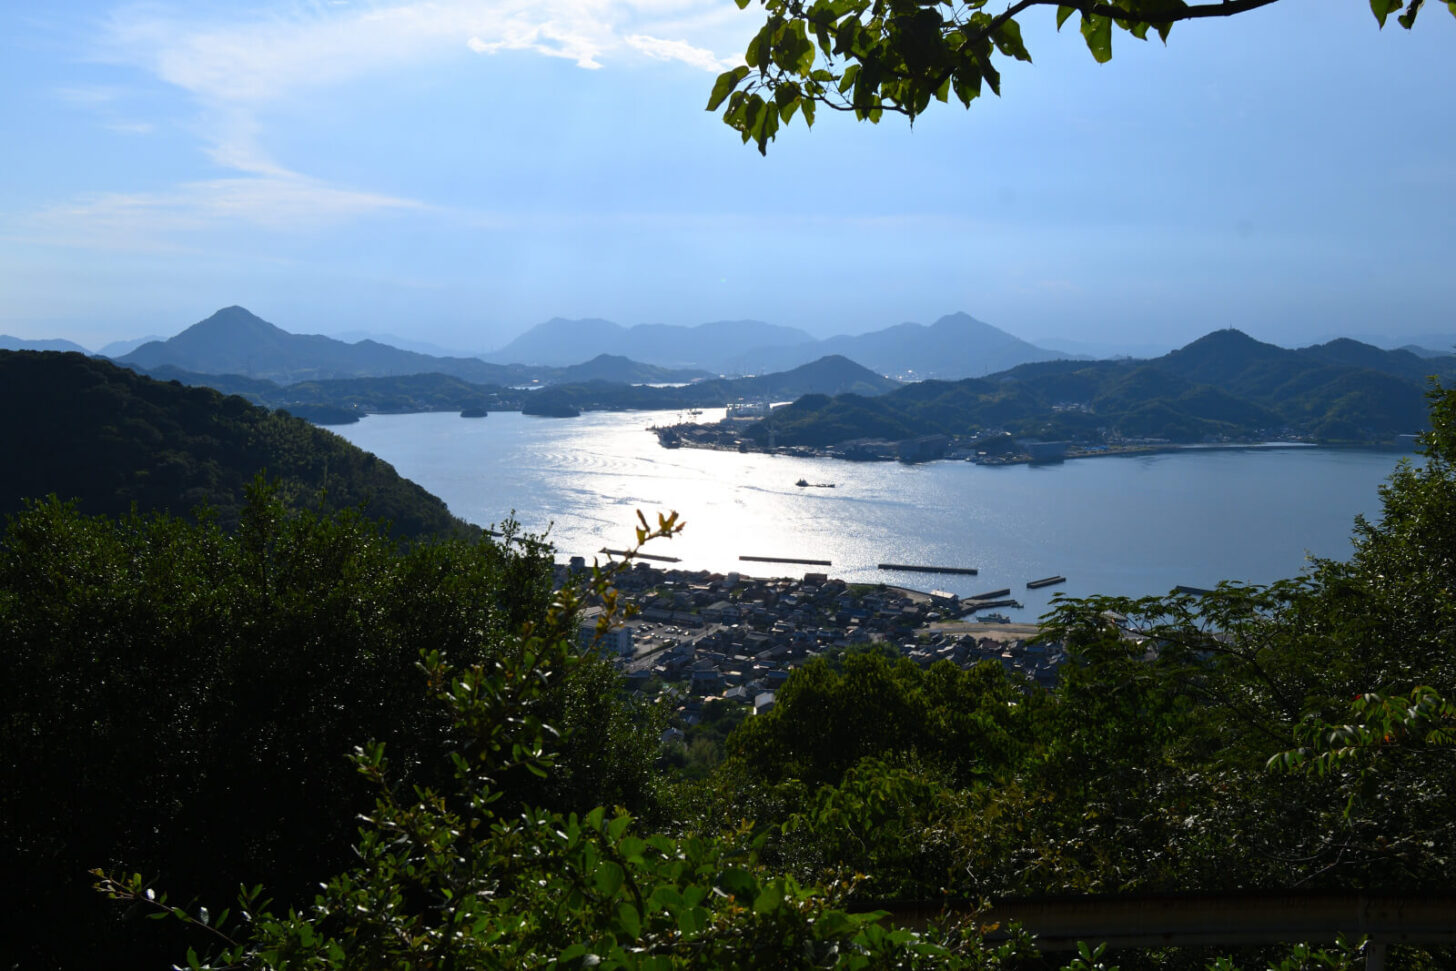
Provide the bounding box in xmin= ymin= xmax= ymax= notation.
xmin=754 ymin=330 xmax=1456 ymax=447
xmin=0 ymin=351 xmax=467 ymax=537
xmin=3 ymin=383 xmax=1450 ymax=967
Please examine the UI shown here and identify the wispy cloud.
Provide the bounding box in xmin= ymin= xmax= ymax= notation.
xmin=102 ymin=121 xmax=157 ymax=135
xmin=54 ymin=84 xmax=129 ymax=106
xmin=104 ymin=1 xmax=746 ymax=105
xmin=60 ymin=0 xmax=749 ymax=241
xmin=15 ymin=174 xmax=430 ymax=251
xmin=625 ymin=33 xmax=737 ymax=72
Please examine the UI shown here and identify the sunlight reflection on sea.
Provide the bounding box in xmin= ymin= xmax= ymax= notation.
xmin=335 ymin=409 xmax=1405 ymax=620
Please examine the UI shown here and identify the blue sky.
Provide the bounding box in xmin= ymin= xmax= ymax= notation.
xmin=2 ymin=0 xmax=1453 ymax=354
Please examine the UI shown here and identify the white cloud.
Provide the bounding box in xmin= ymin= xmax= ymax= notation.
xmin=15 ymin=175 xmax=429 ymax=251
xmin=104 ymin=1 xmax=749 ymax=105
xmin=42 ymin=1 xmax=751 ymax=247
xmin=625 ymin=33 xmax=736 ymax=72
xmin=55 ymin=85 xmax=128 ymax=106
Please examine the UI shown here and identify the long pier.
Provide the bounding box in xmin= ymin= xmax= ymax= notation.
xmin=740 ymin=555 xmax=833 ymax=566
xmin=968 ymin=588 xmax=1012 ymax=601
xmin=967 ymin=598 xmax=1022 ymax=612
xmin=600 ymin=548 xmax=682 ymax=563
xmin=877 ymin=563 xmax=979 ymax=575
xmin=1027 ymin=575 xmax=1067 ymax=589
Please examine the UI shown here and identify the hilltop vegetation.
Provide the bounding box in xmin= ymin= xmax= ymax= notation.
xmin=2 ymin=376 xmax=1451 ymax=966
xmin=752 ymin=330 xmax=1456 ymax=447
xmin=0 ymin=351 xmax=467 ymax=537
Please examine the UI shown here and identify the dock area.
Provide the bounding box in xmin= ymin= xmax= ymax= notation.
xmin=740 ymin=555 xmax=833 ymax=566
xmin=966 ymin=598 xmax=1023 ymax=612
xmin=878 ymin=563 xmax=979 ymax=575
xmin=968 ymin=588 xmax=1012 ymax=601
xmin=1027 ymin=575 xmax=1067 ymax=589
xmin=601 ymin=548 xmax=682 ymax=563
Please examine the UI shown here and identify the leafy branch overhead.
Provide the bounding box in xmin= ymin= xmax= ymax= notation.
xmin=710 ymin=0 xmax=1454 ymax=153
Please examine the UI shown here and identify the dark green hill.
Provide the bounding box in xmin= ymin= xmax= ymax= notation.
xmin=739 ymin=328 xmax=1452 ymax=449
xmin=1296 ymin=337 xmax=1455 ymax=383
xmin=498 ymin=355 xmax=900 ymax=414
xmin=555 ymin=353 xmax=711 ymax=384
xmin=0 ymin=351 xmax=469 ymax=538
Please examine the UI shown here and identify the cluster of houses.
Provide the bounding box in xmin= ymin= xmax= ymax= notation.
xmin=559 ymin=559 xmax=1068 ymax=727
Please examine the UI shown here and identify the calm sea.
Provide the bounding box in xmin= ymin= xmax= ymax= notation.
xmin=334 ymin=409 xmax=1413 ymax=619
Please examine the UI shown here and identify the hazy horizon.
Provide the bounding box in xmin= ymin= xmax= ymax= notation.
xmin=3 ymin=1 xmax=1454 ymax=353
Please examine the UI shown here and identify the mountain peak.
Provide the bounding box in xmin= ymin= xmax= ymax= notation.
xmin=191 ymin=306 xmax=277 ymax=333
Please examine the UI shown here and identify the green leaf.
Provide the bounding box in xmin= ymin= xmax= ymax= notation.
xmin=1056 ymin=5 xmax=1076 ymax=29
xmin=992 ymin=18 xmax=1030 ymax=62
xmin=707 ymin=66 xmax=750 ymax=111
xmin=617 ymin=901 xmax=642 ymax=938
xmin=1080 ymin=13 xmax=1113 ymax=63
xmin=595 ymin=861 xmax=625 ymax=896
xmin=753 ymin=882 xmax=783 ymax=914
xmin=1371 ymin=0 xmax=1403 ymax=26
xmin=716 ymin=868 xmax=758 ymax=898
xmin=678 ymin=906 xmax=707 ymax=935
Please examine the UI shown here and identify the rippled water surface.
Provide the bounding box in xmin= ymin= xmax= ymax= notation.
xmin=334 ymin=410 xmax=1411 ymax=619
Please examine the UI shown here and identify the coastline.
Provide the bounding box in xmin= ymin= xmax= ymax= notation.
xmin=659 ymin=434 xmax=1411 ymax=467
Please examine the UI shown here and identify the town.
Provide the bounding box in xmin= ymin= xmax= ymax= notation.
xmin=557 ymin=557 xmax=1067 ymax=734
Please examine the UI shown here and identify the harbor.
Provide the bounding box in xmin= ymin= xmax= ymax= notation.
xmin=741 ymin=554 xmax=833 ymax=566
xmin=879 ymin=563 xmax=980 ymax=575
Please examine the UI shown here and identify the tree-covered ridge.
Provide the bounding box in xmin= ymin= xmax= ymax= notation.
xmin=750 ymin=330 xmax=1456 ymax=446
xmin=0 ymin=350 xmax=467 ymax=537
xmin=137 ymin=352 xmax=900 ymax=422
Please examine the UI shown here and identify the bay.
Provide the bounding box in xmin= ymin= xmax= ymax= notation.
xmin=333 ymin=409 xmax=1412 ymax=619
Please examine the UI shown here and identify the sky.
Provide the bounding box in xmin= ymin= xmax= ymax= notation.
xmin=1 ymin=0 xmax=1453 ymax=355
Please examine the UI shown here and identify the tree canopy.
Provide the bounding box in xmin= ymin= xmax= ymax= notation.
xmin=710 ymin=0 xmax=1454 ymax=153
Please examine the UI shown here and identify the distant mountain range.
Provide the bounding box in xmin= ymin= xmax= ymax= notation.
xmin=732 ymin=312 xmax=1064 ymax=378
xmin=486 ymin=311 xmax=1062 ymax=378
xmin=752 ymin=329 xmax=1456 ymax=448
xmin=483 ymin=318 xmax=817 ymax=370
xmin=0 ymin=335 xmax=90 ymax=354
xmin=118 ymin=307 xmax=708 ymax=386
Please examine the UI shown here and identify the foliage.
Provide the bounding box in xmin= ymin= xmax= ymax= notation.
xmin=90 ymin=513 xmax=1066 ymax=969
xmin=711 ymin=0 xmax=1455 ymax=153
xmin=0 ymin=350 xmax=468 ymax=538
xmin=728 ymin=652 xmax=1034 ymax=788
xmin=29 ymin=378 xmax=1456 ymax=967
xmin=0 ymin=486 xmax=666 ymax=968
xmin=751 ymin=332 xmax=1450 ymax=448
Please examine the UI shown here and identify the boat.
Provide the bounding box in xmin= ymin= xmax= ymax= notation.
xmin=795 ymin=479 xmax=836 ymax=488
xmin=459 ymin=406 xmax=488 ymax=418
xmin=978 ymin=612 xmax=1012 ymax=624
xmin=796 ymin=478 xmax=809 ymax=487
